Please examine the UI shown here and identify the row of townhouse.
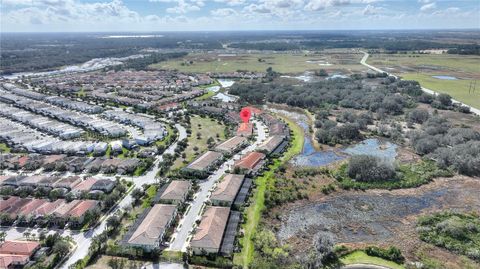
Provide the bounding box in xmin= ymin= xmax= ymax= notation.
xmin=0 ymin=89 xmax=126 ymax=137
xmin=0 ymin=196 xmax=99 ymax=226
xmin=2 ymin=82 xmax=103 ymax=114
xmin=121 ymin=180 xmax=193 ymax=251
xmin=102 ymin=110 xmax=167 ymax=145
xmin=0 ymin=154 xmax=142 ymax=175
xmin=0 ymin=240 xmax=41 ymax=268
xmin=0 ymin=175 xmax=116 ymax=197
xmin=0 ymin=104 xmax=84 ymax=139
xmin=0 ymin=118 xmax=109 ymax=155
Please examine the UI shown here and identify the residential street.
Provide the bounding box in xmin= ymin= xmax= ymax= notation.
xmin=168 ymin=119 xmax=267 ymax=252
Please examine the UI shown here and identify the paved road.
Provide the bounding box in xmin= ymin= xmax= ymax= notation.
xmin=360 ymin=51 xmax=480 ymax=116
xmin=58 ymin=123 xmax=187 ymax=269
xmin=168 ymin=119 xmax=268 ymax=252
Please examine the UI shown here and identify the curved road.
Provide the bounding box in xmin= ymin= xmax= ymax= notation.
xmin=59 ymin=123 xmax=187 ymax=269
xmin=360 ymin=51 xmax=480 ymax=116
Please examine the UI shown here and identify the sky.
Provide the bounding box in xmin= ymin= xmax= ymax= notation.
xmin=1 ymin=0 xmax=479 ymax=32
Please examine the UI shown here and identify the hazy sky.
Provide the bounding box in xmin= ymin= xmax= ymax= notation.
xmin=1 ymin=0 xmax=479 ymax=32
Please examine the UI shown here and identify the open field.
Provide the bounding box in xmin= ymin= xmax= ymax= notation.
xmin=150 ymin=51 xmax=367 ymax=74
xmin=367 ymin=53 xmax=480 ymax=109
xmin=233 ymin=115 xmax=304 ymax=268
xmin=340 ymin=250 xmax=405 ymax=269
xmin=401 ymin=73 xmax=480 ymax=109
xmin=172 ymin=115 xmax=226 ymax=169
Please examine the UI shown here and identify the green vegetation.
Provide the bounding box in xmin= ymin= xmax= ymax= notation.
xmin=417 ymin=211 xmax=480 ymax=261
xmin=340 ymin=250 xmax=405 ymax=269
xmin=367 ymin=53 xmax=480 ymax=109
xmin=402 ymin=73 xmax=480 ymax=109
xmin=141 ymin=185 xmax=157 ymax=208
xmin=172 ymin=115 xmax=226 ymax=168
xmin=335 ymin=160 xmax=452 ymax=190
xmin=0 ymin=143 xmax=10 ymax=153
xmin=195 ymin=89 xmax=217 ymax=100
xmin=155 ymin=123 xmax=175 ymax=148
xmin=234 ymin=115 xmax=303 ymax=268
xmin=150 ymin=52 xmax=366 ymax=74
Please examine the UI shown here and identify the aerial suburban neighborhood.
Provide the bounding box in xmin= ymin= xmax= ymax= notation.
xmin=1 ymin=2 xmax=480 ymax=269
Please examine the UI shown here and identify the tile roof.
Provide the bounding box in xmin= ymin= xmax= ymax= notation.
xmin=234 ymin=151 xmax=266 ymax=170
xmin=0 ymin=240 xmax=40 ymax=256
xmin=32 ymin=199 xmax=65 ymax=216
xmin=72 ymin=178 xmax=98 ymax=191
xmin=127 ymin=204 xmax=177 ymax=246
xmin=67 ymin=200 xmax=99 ymax=218
xmin=211 ymin=174 xmax=244 ymax=204
xmin=17 ymin=199 xmax=47 ymax=216
xmin=236 ymin=123 xmax=253 ymax=136
xmin=187 ymin=151 xmax=223 ymax=171
xmin=0 ymin=254 xmax=30 ymax=268
xmin=215 ymin=136 xmax=247 ymax=152
xmin=190 ymin=206 xmax=230 ymax=251
xmin=257 ymin=135 xmax=285 ymax=153
xmin=159 ymin=180 xmax=192 ymax=201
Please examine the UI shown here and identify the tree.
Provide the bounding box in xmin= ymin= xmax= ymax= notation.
xmin=106 ymin=215 xmax=121 ymax=231
xmin=347 ymin=155 xmax=396 ymax=182
xmin=0 ymin=231 xmax=6 ymax=243
xmin=131 ymin=188 xmax=144 ymax=202
xmin=304 ymin=233 xmax=334 ymax=269
xmin=53 ymin=240 xmax=70 ymax=258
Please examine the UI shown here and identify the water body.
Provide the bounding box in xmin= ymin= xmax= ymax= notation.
xmin=218 ymin=79 xmax=235 ymax=88
xmin=213 ymin=92 xmax=237 ymax=102
xmin=269 ymin=108 xmax=398 ymax=167
xmin=206 ymin=85 xmax=221 ymax=92
xmin=432 ymin=75 xmax=458 ymax=80
xmin=326 ymin=74 xmax=349 ymax=80
xmin=280 ymin=72 xmax=313 ymax=82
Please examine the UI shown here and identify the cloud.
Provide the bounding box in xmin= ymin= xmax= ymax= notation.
xmin=362 ymin=4 xmax=383 ymax=15
xmin=165 ymin=0 xmax=202 ymax=14
xmin=420 ymin=2 xmax=436 ymax=12
xmin=211 ymin=8 xmax=237 ymax=17
xmin=214 ymin=0 xmax=246 ymax=6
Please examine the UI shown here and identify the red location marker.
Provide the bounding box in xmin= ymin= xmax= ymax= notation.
xmin=240 ymin=107 xmax=251 ymax=123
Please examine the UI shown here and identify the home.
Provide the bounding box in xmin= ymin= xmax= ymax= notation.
xmin=257 ymin=135 xmax=287 ymax=155
xmin=91 ymin=179 xmax=116 ymax=193
xmin=156 ymin=180 xmax=192 ymax=205
xmin=190 ymin=206 xmax=230 ymax=255
xmin=214 ymin=136 xmax=248 ymax=155
xmin=186 ymin=151 xmax=223 ymax=172
xmin=236 ymin=122 xmax=254 ymax=138
xmin=233 ymin=152 xmax=266 ymax=176
xmin=210 ymin=174 xmax=245 ymax=207
xmin=67 ymin=200 xmax=99 ymax=224
xmin=123 ymin=204 xmax=177 ymax=251
xmin=0 ymin=240 xmax=41 ymax=268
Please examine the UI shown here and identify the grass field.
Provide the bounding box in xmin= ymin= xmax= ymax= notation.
xmin=401 ymin=73 xmax=480 ymax=109
xmin=367 ymin=53 xmax=480 ymax=109
xmin=233 ymin=115 xmax=304 ymax=268
xmin=172 ymin=115 xmax=226 ymax=169
xmin=340 ymin=250 xmax=405 ymax=269
xmin=150 ymin=51 xmax=366 ymax=74
xmin=0 ymin=143 xmax=11 ymax=153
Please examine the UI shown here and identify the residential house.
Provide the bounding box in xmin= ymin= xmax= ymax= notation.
xmin=214 ymin=136 xmax=248 ymax=155
xmin=0 ymin=240 xmax=41 ymax=268
xmin=124 ymin=204 xmax=177 ymax=251
xmin=157 ymin=180 xmax=191 ymax=205
xmin=257 ymin=135 xmax=287 ymax=155
xmin=210 ymin=174 xmax=245 ymax=207
xmin=186 ymin=151 xmax=223 ymax=172
xmin=190 ymin=206 xmax=230 ymax=255
xmin=236 ymin=123 xmax=253 ymax=138
xmin=233 ymin=152 xmax=266 ymax=176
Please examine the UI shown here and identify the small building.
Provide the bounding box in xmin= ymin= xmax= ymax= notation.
xmin=190 ymin=206 xmax=230 ymax=255
xmin=157 ymin=180 xmax=192 ymax=205
xmin=91 ymin=179 xmax=116 ymax=193
xmin=186 ymin=151 xmax=223 ymax=172
xmin=236 ymin=123 xmax=253 ymax=138
xmin=210 ymin=174 xmax=245 ymax=207
xmin=214 ymin=136 xmax=248 ymax=155
xmin=233 ymin=151 xmax=266 ymax=175
xmin=124 ymin=204 xmax=177 ymax=251
xmin=0 ymin=240 xmax=40 ymax=268
xmin=67 ymin=200 xmax=99 ymax=224
xmin=257 ymin=135 xmax=286 ymax=155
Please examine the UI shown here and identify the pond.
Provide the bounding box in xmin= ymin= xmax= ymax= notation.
xmin=432 ymin=75 xmax=458 ymax=80
xmin=269 ymin=108 xmax=398 ymax=167
xmin=212 ymin=92 xmax=237 ymax=102
xmin=217 ymin=79 xmax=235 ymax=88
xmin=206 ymin=85 xmax=221 ymax=92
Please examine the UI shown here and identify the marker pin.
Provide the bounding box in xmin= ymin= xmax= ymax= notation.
xmin=240 ymin=107 xmax=251 ymax=123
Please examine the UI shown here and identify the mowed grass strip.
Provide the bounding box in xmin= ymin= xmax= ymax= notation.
xmin=340 ymin=250 xmax=405 ymax=269
xmin=234 ymin=115 xmax=304 ymax=268
xmin=172 ymin=115 xmax=226 ymax=169
xmin=401 ymin=73 xmax=480 ymax=110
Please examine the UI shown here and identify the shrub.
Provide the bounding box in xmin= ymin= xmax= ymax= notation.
xmin=365 ymin=246 xmax=405 ymax=264
xmin=347 ymin=155 xmax=396 ymax=182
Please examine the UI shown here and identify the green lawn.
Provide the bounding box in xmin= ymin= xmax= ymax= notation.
xmin=155 ymin=123 xmax=175 ymax=148
xmin=340 ymin=250 xmax=405 ymax=269
xmin=401 ymin=73 xmax=480 ymax=110
xmin=141 ymin=185 xmax=157 ymax=208
xmin=233 ymin=115 xmax=304 ymax=268
xmin=0 ymin=143 xmax=11 ymax=153
xmin=172 ymin=115 xmax=226 ymax=169
xmin=150 ymin=52 xmax=366 ymax=74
